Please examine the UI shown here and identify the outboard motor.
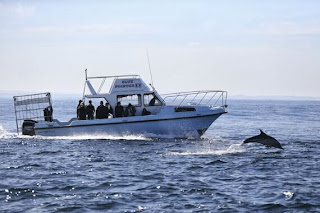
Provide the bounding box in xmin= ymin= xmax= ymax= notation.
xmin=22 ymin=120 xmax=37 ymax=136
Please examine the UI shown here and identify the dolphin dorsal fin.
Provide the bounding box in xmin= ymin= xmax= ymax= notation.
xmin=259 ymin=129 xmax=267 ymax=136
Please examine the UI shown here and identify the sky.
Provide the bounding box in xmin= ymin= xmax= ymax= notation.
xmin=1 ymin=0 xmax=320 ymax=98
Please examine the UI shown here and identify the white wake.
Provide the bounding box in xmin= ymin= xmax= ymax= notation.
xmin=168 ymin=143 xmax=245 ymax=156
xmin=0 ymin=125 xmax=151 ymax=141
xmin=18 ymin=134 xmax=151 ymax=141
xmin=0 ymin=125 xmax=17 ymax=139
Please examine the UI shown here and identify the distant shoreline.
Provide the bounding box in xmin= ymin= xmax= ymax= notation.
xmin=1 ymin=90 xmax=319 ymax=101
xmin=227 ymin=95 xmax=320 ymax=101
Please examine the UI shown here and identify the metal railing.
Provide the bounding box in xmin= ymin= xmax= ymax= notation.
xmin=82 ymin=73 xmax=141 ymax=98
xmin=162 ymin=90 xmax=228 ymax=107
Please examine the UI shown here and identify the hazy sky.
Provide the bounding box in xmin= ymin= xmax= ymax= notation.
xmin=1 ymin=0 xmax=320 ymax=97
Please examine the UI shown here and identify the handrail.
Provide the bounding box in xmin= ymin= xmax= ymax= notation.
xmin=162 ymin=90 xmax=228 ymax=107
xmin=87 ymin=74 xmax=140 ymax=80
xmin=13 ymin=92 xmax=50 ymax=98
xmin=161 ymin=90 xmax=226 ymax=96
xmin=83 ymin=74 xmax=142 ymax=98
xmin=97 ymin=78 xmax=106 ymax=93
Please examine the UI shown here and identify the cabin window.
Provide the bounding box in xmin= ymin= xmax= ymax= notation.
xmin=174 ymin=107 xmax=196 ymax=112
xmin=144 ymin=93 xmax=163 ymax=106
xmin=117 ymin=94 xmax=141 ymax=107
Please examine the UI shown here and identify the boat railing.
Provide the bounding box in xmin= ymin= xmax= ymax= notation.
xmin=162 ymin=90 xmax=228 ymax=108
xmin=86 ymin=74 xmax=140 ymax=80
xmin=83 ymin=72 xmax=141 ymax=97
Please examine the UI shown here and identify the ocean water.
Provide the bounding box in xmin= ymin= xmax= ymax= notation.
xmin=1 ymin=96 xmax=320 ymax=212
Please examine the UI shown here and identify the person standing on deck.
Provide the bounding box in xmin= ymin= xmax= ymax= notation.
xmin=86 ymin=100 xmax=95 ymax=120
xmin=115 ymin=102 xmax=124 ymax=117
xmin=105 ymin=102 xmax=114 ymax=118
xmin=102 ymin=102 xmax=109 ymax=119
xmin=96 ymin=101 xmax=105 ymax=119
xmin=77 ymin=100 xmax=83 ymax=119
xmin=78 ymin=102 xmax=87 ymax=120
xmin=44 ymin=106 xmax=53 ymax=122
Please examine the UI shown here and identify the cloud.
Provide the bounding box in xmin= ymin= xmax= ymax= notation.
xmin=249 ymin=21 xmax=320 ymax=36
xmin=5 ymin=23 xmax=165 ymax=39
xmin=24 ymin=26 xmax=65 ymax=33
xmin=0 ymin=2 xmax=35 ymax=18
xmin=187 ymin=42 xmax=201 ymax=47
xmin=14 ymin=3 xmax=35 ymax=17
xmin=75 ymin=23 xmax=155 ymax=35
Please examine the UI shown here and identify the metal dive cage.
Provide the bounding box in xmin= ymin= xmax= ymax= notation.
xmin=13 ymin=92 xmax=52 ymax=135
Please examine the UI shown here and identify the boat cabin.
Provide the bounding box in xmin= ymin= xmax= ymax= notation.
xmin=84 ymin=75 xmax=165 ymax=116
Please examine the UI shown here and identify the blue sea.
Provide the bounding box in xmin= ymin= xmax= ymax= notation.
xmin=1 ymin=96 xmax=320 ymax=212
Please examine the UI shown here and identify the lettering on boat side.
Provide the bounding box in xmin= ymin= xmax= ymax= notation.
xmin=115 ymin=83 xmax=141 ymax=89
xmin=114 ymin=79 xmax=142 ymax=90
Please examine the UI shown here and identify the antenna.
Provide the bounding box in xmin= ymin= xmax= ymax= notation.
xmin=146 ymin=48 xmax=154 ymax=88
xmin=82 ymin=68 xmax=87 ymax=101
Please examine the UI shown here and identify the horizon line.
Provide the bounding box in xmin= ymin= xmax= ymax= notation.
xmin=1 ymin=90 xmax=319 ymax=101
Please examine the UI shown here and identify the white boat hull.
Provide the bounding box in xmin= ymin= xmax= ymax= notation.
xmin=34 ymin=110 xmax=225 ymax=139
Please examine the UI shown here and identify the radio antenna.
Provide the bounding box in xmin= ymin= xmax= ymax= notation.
xmin=82 ymin=68 xmax=88 ymax=101
xmin=146 ymin=48 xmax=154 ymax=89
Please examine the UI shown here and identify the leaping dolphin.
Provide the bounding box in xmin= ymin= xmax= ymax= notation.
xmin=243 ymin=129 xmax=283 ymax=149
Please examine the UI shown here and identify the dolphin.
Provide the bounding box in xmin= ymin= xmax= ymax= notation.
xmin=243 ymin=129 xmax=283 ymax=149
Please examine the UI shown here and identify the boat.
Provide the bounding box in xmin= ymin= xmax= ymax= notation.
xmin=13 ymin=72 xmax=227 ymax=138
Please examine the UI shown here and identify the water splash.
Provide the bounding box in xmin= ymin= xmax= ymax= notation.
xmin=0 ymin=125 xmax=17 ymax=139
xmin=283 ymin=191 xmax=294 ymax=200
xmin=168 ymin=143 xmax=245 ymax=156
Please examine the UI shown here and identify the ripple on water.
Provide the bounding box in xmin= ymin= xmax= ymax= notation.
xmin=3 ymin=188 xmax=37 ymax=202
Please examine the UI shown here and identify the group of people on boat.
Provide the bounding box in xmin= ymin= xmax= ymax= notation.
xmin=95 ymin=101 xmax=114 ymax=119
xmin=76 ymin=100 xmax=150 ymax=120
